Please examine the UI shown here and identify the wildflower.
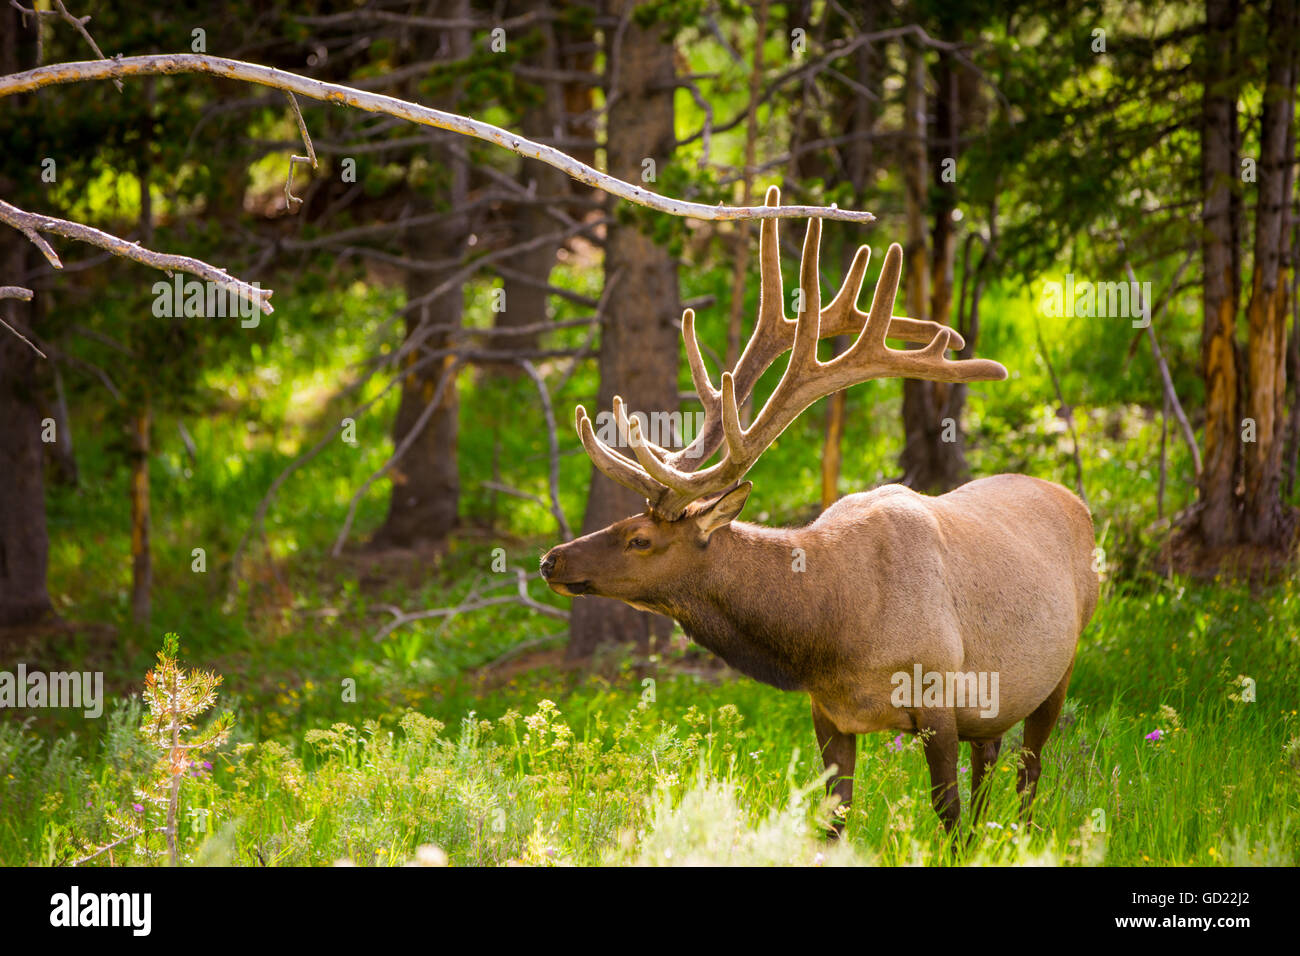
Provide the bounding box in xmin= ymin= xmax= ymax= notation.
xmin=887 ymin=734 xmax=905 ymax=753
xmin=132 ymin=804 xmax=144 ymax=813
xmin=1145 ymin=729 xmax=1162 ymax=741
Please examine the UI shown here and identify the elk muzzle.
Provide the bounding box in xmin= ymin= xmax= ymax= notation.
xmin=539 ymin=546 xmax=591 ymax=596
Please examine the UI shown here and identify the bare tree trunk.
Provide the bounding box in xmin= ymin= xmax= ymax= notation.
xmin=0 ymin=5 xmax=51 ymax=630
xmin=490 ymin=0 xmax=568 ymax=368
xmin=821 ymin=8 xmax=879 ymax=509
xmin=899 ymin=40 xmax=965 ymax=491
xmin=1242 ymin=0 xmax=1297 ymax=546
xmin=726 ymin=0 xmax=769 ymax=375
xmin=0 ymin=243 xmax=52 ymax=629
xmin=567 ymin=0 xmax=680 ymax=659
xmin=1193 ymin=0 xmax=1243 ymax=549
xmin=1284 ymin=217 xmax=1300 ymax=498
xmin=372 ymin=1 xmax=470 ymax=550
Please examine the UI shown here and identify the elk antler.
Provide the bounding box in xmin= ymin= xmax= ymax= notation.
xmin=576 ymin=186 xmax=1008 ymax=519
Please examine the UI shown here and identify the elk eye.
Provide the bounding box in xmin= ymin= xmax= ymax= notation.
xmin=628 ymin=536 xmax=652 ymax=551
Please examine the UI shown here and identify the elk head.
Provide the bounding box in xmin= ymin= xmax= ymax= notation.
xmin=540 ymin=186 xmax=1007 ymax=604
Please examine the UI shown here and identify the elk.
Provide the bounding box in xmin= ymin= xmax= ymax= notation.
xmin=540 ymin=187 xmax=1098 ymax=836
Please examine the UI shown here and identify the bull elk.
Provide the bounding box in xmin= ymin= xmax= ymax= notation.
xmin=540 ymin=187 xmax=1098 ymax=836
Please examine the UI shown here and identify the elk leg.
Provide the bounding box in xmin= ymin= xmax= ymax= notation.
xmin=918 ymin=709 xmax=961 ymax=833
xmin=1018 ymin=660 xmax=1075 ymax=820
xmin=811 ymin=698 xmax=856 ymax=838
xmin=969 ymin=736 xmax=1002 ymax=823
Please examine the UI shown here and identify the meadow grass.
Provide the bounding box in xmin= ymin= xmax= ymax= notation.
xmin=3 ymin=274 xmax=1295 ymax=867
xmin=3 ymin=575 xmax=1296 ymax=866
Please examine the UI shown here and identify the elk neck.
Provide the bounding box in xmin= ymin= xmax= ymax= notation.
xmin=651 ymin=520 xmax=843 ymax=691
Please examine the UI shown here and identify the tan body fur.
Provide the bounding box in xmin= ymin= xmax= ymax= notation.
xmin=543 ymin=473 xmax=1097 ymax=833
xmin=545 ymin=191 xmax=1096 ymax=834
xmin=789 ymin=474 xmax=1097 ymax=740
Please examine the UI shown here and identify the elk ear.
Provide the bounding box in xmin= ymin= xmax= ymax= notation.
xmin=694 ymin=481 xmax=751 ymax=539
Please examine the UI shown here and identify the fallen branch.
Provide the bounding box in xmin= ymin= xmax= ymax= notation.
xmin=371 ymin=568 xmax=567 ymax=642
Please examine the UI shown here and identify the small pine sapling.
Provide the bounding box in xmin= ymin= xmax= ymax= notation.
xmin=77 ymin=633 xmax=233 ymax=865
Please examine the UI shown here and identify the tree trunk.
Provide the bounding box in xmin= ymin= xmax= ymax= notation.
xmin=1242 ymin=0 xmax=1297 ymax=545
xmin=0 ymin=7 xmax=51 ymax=629
xmin=0 ymin=245 xmax=52 ymax=629
xmin=567 ymin=0 xmax=680 ymax=659
xmin=821 ymin=10 xmax=879 ymax=509
xmin=899 ymin=41 xmax=965 ymax=492
xmin=490 ymin=0 xmax=569 ymax=368
xmin=371 ymin=1 xmax=470 ymax=550
xmin=1193 ymin=0 xmax=1243 ymax=548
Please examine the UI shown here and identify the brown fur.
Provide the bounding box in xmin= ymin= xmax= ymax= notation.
xmin=541 ymin=473 xmax=1098 ymax=834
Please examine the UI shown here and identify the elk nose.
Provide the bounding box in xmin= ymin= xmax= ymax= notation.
xmin=539 ymin=554 xmax=556 ymax=579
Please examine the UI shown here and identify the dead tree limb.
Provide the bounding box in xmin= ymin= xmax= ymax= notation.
xmin=1123 ymin=255 xmax=1202 ymax=477
xmin=331 ymin=359 xmax=462 ymax=556
xmin=0 ymin=198 xmax=273 ymax=315
xmin=282 ymin=91 xmax=318 ymax=212
xmin=0 ymin=54 xmax=877 ymax=224
xmin=371 ymin=568 xmax=567 ymax=642
xmin=520 ymin=358 xmax=572 ymax=540
xmin=9 ymin=0 xmax=123 ymax=91
xmin=1035 ymin=324 xmax=1090 ymax=510
xmin=0 ymin=285 xmax=45 ymax=356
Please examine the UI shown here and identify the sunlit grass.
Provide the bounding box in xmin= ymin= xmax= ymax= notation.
xmin=13 ymin=262 xmax=1296 ymax=866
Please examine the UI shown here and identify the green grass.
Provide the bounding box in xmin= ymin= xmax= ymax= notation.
xmin=3 ymin=577 xmax=1297 ymax=866
xmin=3 ymin=268 xmax=1296 ymax=867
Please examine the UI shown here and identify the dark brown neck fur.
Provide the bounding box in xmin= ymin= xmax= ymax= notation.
xmin=646 ymin=522 xmax=842 ymax=690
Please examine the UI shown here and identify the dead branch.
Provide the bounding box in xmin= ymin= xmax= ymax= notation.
xmin=1122 ymin=254 xmax=1202 ymax=477
xmin=1035 ymin=324 xmax=1090 ymax=510
xmin=331 ymin=358 xmax=462 ymax=556
xmin=0 ymin=54 xmax=877 ymax=224
xmin=520 ymin=359 xmax=572 ymax=540
xmin=0 ymin=198 xmax=273 ymax=315
xmin=0 ymin=285 xmax=45 ymax=356
xmin=282 ymin=91 xmax=318 ymax=212
xmin=295 ymin=9 xmax=550 ymax=32
xmin=9 ymin=0 xmax=123 ymax=91
xmin=371 ymin=568 xmax=567 ymax=642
